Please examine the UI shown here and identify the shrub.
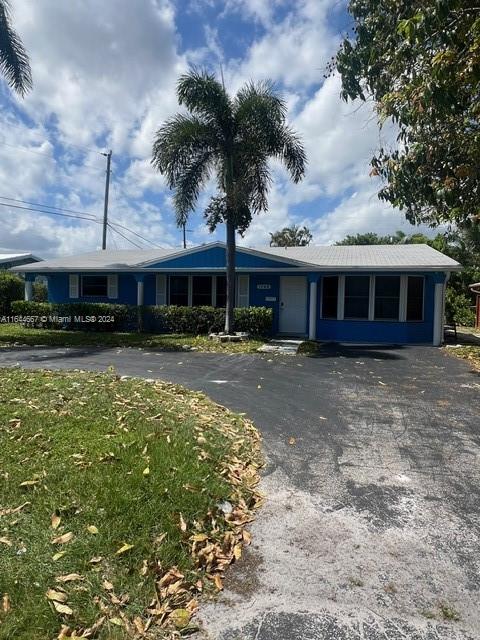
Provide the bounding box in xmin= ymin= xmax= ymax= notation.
xmin=0 ymin=272 xmax=24 ymax=315
xmin=445 ymin=288 xmax=475 ymax=327
xmin=32 ymin=281 xmax=48 ymax=302
xmin=9 ymin=302 xmax=273 ymax=336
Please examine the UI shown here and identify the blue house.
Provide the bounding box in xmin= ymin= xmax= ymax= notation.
xmin=14 ymin=241 xmax=461 ymax=345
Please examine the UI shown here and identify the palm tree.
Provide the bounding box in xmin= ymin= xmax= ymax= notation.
xmin=0 ymin=0 xmax=32 ymax=96
xmin=270 ymin=224 xmax=312 ymax=247
xmin=152 ymin=68 xmax=306 ymax=333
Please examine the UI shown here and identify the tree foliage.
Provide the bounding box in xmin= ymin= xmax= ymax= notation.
xmin=333 ymin=1 xmax=480 ymax=226
xmin=269 ymin=224 xmax=312 ymax=247
xmin=152 ymin=68 xmax=306 ymax=332
xmin=0 ymin=0 xmax=31 ymax=96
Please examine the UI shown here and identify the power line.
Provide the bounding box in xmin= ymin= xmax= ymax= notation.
xmin=0 ymin=141 xmax=105 ymax=171
xmin=0 ymin=195 xmax=98 ymax=219
xmin=108 ymin=219 xmax=163 ymax=248
xmin=0 ymin=201 xmax=100 ymax=223
xmin=106 ymin=222 xmax=144 ymax=249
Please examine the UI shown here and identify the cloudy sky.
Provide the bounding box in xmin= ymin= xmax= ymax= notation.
xmin=0 ymin=0 xmax=427 ymax=257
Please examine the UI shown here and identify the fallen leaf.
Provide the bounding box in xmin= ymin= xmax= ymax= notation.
xmin=233 ymin=544 xmax=242 ymax=560
xmin=213 ymin=574 xmax=223 ymax=590
xmin=51 ymin=514 xmax=61 ymax=530
xmin=0 ymin=537 xmax=12 ymax=547
xmin=170 ymin=608 xmax=190 ymax=629
xmin=288 ymin=437 xmax=296 ymax=445
xmin=142 ymin=467 xmax=150 ymax=476
xmin=52 ymin=551 xmax=66 ymax=561
xmin=179 ymin=513 xmax=187 ymax=532
xmin=19 ymin=479 xmax=39 ymax=487
xmin=46 ymin=589 xmax=68 ymax=603
xmin=89 ymin=556 xmax=103 ymax=564
xmin=52 ymin=532 xmax=74 ymax=545
xmin=378 ymin=381 xmax=387 ymax=386
xmin=0 ymin=502 xmax=30 ymax=517
xmin=55 ymin=573 xmax=83 ymax=583
xmin=87 ymin=525 xmax=99 ymax=535
xmin=2 ymin=594 xmax=10 ymax=613
xmin=109 ymin=617 xmax=123 ymax=626
xmin=52 ymin=601 xmax=73 ymax=616
xmin=102 ymin=580 xmax=114 ymax=591
xmin=115 ymin=543 xmax=134 ymax=555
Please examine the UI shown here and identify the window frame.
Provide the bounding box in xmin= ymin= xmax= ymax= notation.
xmin=373 ymin=275 xmax=401 ymax=322
xmin=168 ymin=275 xmax=189 ymax=306
xmin=343 ymin=275 xmax=372 ymax=321
xmin=320 ymin=275 xmax=339 ymax=320
xmin=405 ymin=275 xmax=425 ymax=323
xmin=81 ymin=274 xmax=108 ymax=298
xmin=192 ymin=275 xmax=213 ymax=307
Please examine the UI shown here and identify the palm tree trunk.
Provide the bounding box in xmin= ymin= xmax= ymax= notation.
xmin=225 ymin=217 xmax=236 ymax=334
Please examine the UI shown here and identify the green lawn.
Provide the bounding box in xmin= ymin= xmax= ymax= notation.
xmin=0 ymin=324 xmax=265 ymax=353
xmin=0 ymin=369 xmax=262 ymax=639
xmin=447 ymin=345 xmax=480 ymax=371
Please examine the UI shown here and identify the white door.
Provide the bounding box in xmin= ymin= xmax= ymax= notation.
xmin=279 ymin=276 xmax=307 ymax=334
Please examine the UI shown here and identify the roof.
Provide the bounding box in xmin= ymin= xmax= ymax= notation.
xmin=13 ymin=241 xmax=461 ymax=273
xmin=0 ymin=252 xmax=42 ymax=265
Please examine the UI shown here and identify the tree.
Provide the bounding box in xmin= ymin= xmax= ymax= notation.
xmin=269 ymin=224 xmax=312 ymax=247
xmin=152 ymin=69 xmax=306 ymax=333
xmin=332 ymin=1 xmax=480 ymax=227
xmin=336 ymin=230 xmax=421 ymax=245
xmin=0 ymin=0 xmax=31 ymax=96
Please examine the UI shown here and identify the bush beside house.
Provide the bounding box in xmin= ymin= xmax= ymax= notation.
xmin=0 ymin=273 xmax=24 ymax=315
xmin=10 ymin=301 xmax=273 ymax=336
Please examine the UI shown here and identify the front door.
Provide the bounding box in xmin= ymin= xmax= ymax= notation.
xmin=279 ymin=276 xmax=307 ymax=334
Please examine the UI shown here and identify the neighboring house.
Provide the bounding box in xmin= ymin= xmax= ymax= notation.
xmin=0 ymin=253 xmax=42 ymax=270
xmin=470 ymin=282 xmax=480 ymax=329
xmin=13 ymin=242 xmax=461 ymax=345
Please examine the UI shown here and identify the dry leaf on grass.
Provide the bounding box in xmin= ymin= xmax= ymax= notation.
xmin=51 ymin=514 xmax=61 ymax=530
xmin=52 ymin=601 xmax=73 ymax=616
xmin=46 ymin=589 xmax=68 ymax=603
xmin=0 ymin=537 xmax=12 ymax=547
xmin=52 ymin=551 xmax=66 ymax=561
xmin=55 ymin=573 xmax=84 ymax=583
xmin=2 ymin=594 xmax=10 ymax=613
xmin=115 ymin=543 xmax=134 ymax=555
xmin=87 ymin=525 xmax=98 ymax=535
xmin=52 ymin=532 xmax=74 ymax=545
xmin=179 ymin=513 xmax=187 ymax=532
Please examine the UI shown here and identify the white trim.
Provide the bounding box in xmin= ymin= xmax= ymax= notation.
xmin=69 ymin=274 xmax=79 ymax=299
xmin=309 ymin=281 xmax=317 ymax=340
xmin=212 ymin=275 xmax=217 ymax=308
xmin=155 ymin=274 xmax=166 ymax=305
xmin=20 ymin=265 xmax=463 ymax=274
xmin=187 ymin=275 xmax=193 ymax=307
xmin=236 ymin=274 xmax=249 ymax=307
xmin=433 ymin=282 xmax=444 ymax=346
xmin=399 ymin=275 xmax=408 ymax=322
xmin=337 ymin=275 xmax=345 ymax=320
xmin=24 ymin=280 xmax=33 ymax=301
xmin=368 ymin=275 xmax=375 ymax=321
xmin=107 ymin=274 xmax=118 ymax=299
xmin=137 ymin=280 xmax=144 ymax=306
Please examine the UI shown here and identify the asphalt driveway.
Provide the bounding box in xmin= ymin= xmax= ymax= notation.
xmin=0 ymin=344 xmax=479 ymax=639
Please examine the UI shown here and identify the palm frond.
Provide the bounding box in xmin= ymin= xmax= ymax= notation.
xmin=0 ymin=0 xmax=32 ymax=96
xmin=173 ymin=151 xmax=213 ymax=224
xmin=152 ymin=114 xmax=216 ymax=186
xmin=274 ymin=125 xmax=307 ymax=184
xmin=177 ymin=67 xmax=233 ymax=135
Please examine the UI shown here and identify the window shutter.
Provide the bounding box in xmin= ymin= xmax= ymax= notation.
xmin=107 ymin=274 xmax=118 ymax=299
xmin=236 ymin=275 xmax=249 ymax=308
xmin=156 ymin=274 xmax=167 ymax=305
xmin=69 ymin=274 xmax=79 ymax=299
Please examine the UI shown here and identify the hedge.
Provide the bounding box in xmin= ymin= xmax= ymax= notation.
xmin=9 ymin=301 xmax=273 ymax=336
xmin=0 ymin=273 xmax=24 ymax=315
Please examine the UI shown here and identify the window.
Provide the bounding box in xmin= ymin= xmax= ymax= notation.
xmin=321 ymin=276 xmax=338 ymax=319
xmin=374 ymin=276 xmax=400 ymax=320
xmin=216 ymin=276 xmax=226 ymax=308
xmin=344 ymin=275 xmax=370 ymax=319
xmin=192 ymin=276 xmax=212 ymax=306
xmin=407 ymin=276 xmax=424 ymax=321
xmin=81 ymin=275 xmax=108 ymax=297
xmin=169 ymin=276 xmax=188 ymax=306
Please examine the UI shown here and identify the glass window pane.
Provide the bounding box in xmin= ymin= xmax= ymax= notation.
xmin=192 ymin=276 xmax=212 ymax=306
xmin=407 ymin=276 xmax=424 ymax=321
xmin=169 ymin=276 xmax=188 ymax=306
xmin=322 ymin=276 xmax=338 ymax=319
xmin=374 ymin=276 xmax=400 ymax=320
xmin=216 ymin=276 xmax=226 ymax=308
xmin=344 ymin=276 xmax=370 ymax=319
xmin=82 ymin=275 xmax=108 ymax=297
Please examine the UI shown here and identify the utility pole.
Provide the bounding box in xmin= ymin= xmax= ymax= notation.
xmin=101 ymin=149 xmax=112 ymax=250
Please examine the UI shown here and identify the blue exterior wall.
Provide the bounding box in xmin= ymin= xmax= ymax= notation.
xmin=148 ymin=246 xmax=296 ymax=269
xmin=40 ymin=265 xmax=444 ymax=345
